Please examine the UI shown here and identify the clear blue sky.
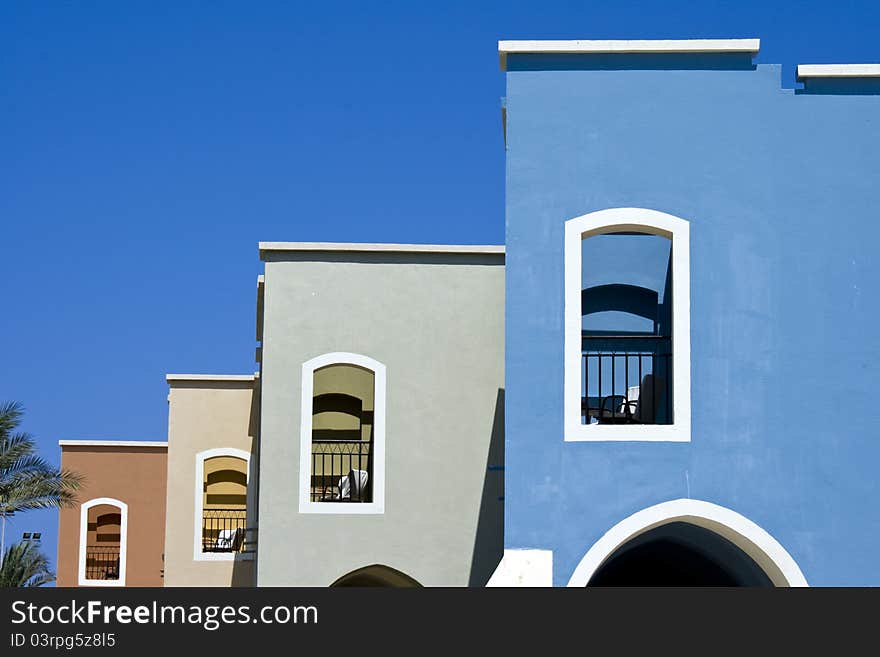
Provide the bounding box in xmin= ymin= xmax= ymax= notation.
xmin=2 ymin=0 xmax=878 ymax=577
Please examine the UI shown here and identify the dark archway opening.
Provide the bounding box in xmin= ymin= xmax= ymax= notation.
xmin=331 ymin=565 xmax=422 ymax=588
xmin=588 ymin=522 xmax=773 ymax=587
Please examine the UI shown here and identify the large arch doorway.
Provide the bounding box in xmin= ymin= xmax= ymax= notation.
xmin=588 ymin=522 xmax=772 ymax=586
xmin=568 ymin=499 xmax=808 ymax=587
xmin=331 ymin=565 xmax=421 ymax=587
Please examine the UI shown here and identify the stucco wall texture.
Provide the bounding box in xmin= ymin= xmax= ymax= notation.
xmin=257 ymin=252 xmax=505 ymax=586
xmin=503 ymin=55 xmax=880 ymax=585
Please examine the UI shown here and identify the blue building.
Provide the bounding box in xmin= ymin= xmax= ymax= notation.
xmin=56 ymin=37 xmax=880 ymax=589
xmin=490 ymin=39 xmax=880 ymax=586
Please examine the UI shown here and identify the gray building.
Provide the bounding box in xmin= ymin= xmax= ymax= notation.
xmin=255 ymin=242 xmax=505 ymax=586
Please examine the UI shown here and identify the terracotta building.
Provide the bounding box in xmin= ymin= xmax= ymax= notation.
xmin=56 ymin=441 xmax=167 ymax=587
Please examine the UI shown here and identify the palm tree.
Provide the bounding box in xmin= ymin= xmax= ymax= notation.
xmin=0 ymin=540 xmax=55 ymax=587
xmin=0 ymin=401 xmax=83 ymax=568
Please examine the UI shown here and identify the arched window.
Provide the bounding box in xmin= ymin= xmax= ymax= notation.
xmin=194 ymin=448 xmax=251 ymax=560
xmin=564 ymin=208 xmax=690 ymax=442
xmin=299 ymin=353 xmax=386 ymax=514
xmin=78 ymin=497 xmax=127 ymax=586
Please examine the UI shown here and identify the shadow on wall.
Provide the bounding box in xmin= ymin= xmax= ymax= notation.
xmin=230 ymin=385 xmax=261 ymax=587
xmin=797 ymin=79 xmax=880 ymax=95
xmin=468 ymin=388 xmax=505 ymax=586
xmin=505 ymin=53 xmax=757 ymax=72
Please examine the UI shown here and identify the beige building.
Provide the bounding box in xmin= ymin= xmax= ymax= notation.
xmin=161 ymin=374 xmax=260 ymax=586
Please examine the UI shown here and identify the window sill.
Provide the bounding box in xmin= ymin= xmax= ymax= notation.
xmin=564 ymin=422 xmax=690 ymax=442
xmin=78 ymin=578 xmax=125 ymax=587
xmin=298 ymin=500 xmax=384 ymax=515
xmin=193 ymin=552 xmax=255 ymax=562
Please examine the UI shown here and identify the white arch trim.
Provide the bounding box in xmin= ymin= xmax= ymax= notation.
xmin=299 ymin=352 xmax=386 ymax=514
xmin=194 ymin=447 xmax=253 ymax=561
xmin=78 ymin=497 xmax=128 ymax=587
xmin=567 ymin=499 xmax=808 ymax=587
xmin=565 ymin=207 xmax=691 ymax=442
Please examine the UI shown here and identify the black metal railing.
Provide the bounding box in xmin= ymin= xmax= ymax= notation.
xmin=85 ymin=546 xmax=120 ymax=580
xmin=310 ymin=439 xmax=372 ymax=502
xmin=202 ymin=509 xmax=247 ymax=553
xmin=582 ymin=335 xmax=672 ymax=425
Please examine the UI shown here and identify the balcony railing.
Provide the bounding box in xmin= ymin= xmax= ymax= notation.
xmin=202 ymin=509 xmax=247 ymax=553
xmin=310 ymin=439 xmax=373 ymax=502
xmin=582 ymin=334 xmax=672 ymax=425
xmin=85 ymin=545 xmax=120 ymax=580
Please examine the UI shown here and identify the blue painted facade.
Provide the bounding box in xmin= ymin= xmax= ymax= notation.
xmin=503 ymin=52 xmax=880 ymax=585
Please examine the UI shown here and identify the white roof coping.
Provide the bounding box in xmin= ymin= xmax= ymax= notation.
xmin=166 ymin=374 xmax=256 ymax=383
xmin=59 ymin=440 xmax=168 ymax=448
xmin=259 ymin=242 xmax=505 ymax=255
xmin=498 ymin=38 xmax=760 ymax=70
xmin=797 ymin=64 xmax=880 ymax=79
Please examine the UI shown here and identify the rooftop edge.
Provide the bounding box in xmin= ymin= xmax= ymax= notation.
xmin=498 ymin=38 xmax=761 ymax=70
xmin=258 ymin=242 xmax=505 ymax=255
xmin=59 ymin=440 xmax=168 ymax=448
xmin=797 ymin=64 xmax=880 ymax=79
xmin=166 ymin=373 xmax=258 ymax=383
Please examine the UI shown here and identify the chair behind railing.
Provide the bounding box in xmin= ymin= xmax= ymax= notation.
xmin=202 ymin=508 xmax=248 ymax=553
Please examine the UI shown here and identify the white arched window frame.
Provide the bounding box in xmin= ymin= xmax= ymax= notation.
xmin=299 ymin=352 xmax=386 ymax=514
xmin=78 ymin=497 xmax=128 ymax=587
xmin=194 ymin=447 xmax=253 ymax=561
xmin=564 ymin=207 xmax=691 ymax=442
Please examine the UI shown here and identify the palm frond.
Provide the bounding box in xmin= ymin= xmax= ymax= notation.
xmin=0 ymin=433 xmax=38 ymax=473
xmin=0 ymin=468 xmax=85 ymax=516
xmin=0 ymin=540 xmax=55 ymax=587
xmin=0 ymin=400 xmax=82 ymax=584
xmin=0 ymin=402 xmax=85 ymax=519
xmin=2 ymin=477 xmax=79 ymax=513
xmin=0 ymin=401 xmax=24 ymax=437
xmin=0 ymin=453 xmax=52 ymax=483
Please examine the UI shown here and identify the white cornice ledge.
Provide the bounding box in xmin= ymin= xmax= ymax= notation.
xmin=259 ymin=242 xmax=505 ymax=255
xmin=59 ymin=440 xmax=168 ymax=448
xmin=797 ymin=64 xmax=880 ymax=79
xmin=498 ymin=38 xmax=760 ymax=70
xmin=166 ymin=374 xmax=256 ymax=383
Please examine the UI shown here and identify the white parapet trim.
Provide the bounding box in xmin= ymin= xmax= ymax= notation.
xmin=259 ymin=241 xmax=505 ymax=255
xmin=797 ymin=64 xmax=880 ymax=79
xmin=486 ymin=549 xmax=554 ymax=587
xmin=59 ymin=440 xmax=168 ymax=448
xmin=166 ymin=374 xmax=256 ymax=383
xmin=498 ymin=38 xmax=760 ymax=70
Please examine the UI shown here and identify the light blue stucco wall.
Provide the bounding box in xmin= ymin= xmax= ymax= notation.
xmin=503 ymin=54 xmax=880 ymax=586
